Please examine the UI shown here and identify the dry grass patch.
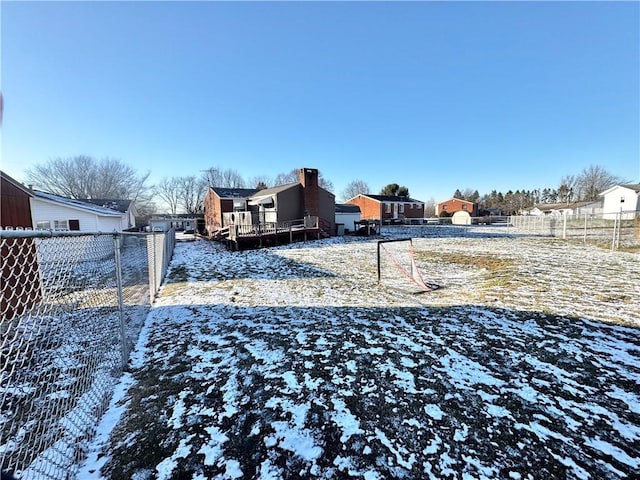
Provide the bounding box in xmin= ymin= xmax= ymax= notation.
xmin=416 ymin=251 xmax=514 ymax=272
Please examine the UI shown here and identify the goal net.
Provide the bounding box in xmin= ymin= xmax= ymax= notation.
xmin=377 ymin=238 xmax=434 ymax=294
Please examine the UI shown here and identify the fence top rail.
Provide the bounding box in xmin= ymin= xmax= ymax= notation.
xmin=0 ymin=229 xmax=176 ymax=239
xmin=0 ymin=229 xmax=123 ymax=239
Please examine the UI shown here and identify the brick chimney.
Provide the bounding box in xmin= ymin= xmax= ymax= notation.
xmin=299 ymin=167 xmax=319 ymax=217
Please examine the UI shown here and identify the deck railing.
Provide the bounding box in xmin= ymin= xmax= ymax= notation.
xmin=228 ymin=216 xmax=319 ymax=240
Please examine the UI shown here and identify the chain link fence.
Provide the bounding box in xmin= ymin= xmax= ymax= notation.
xmin=509 ymin=211 xmax=640 ymax=250
xmin=1 ymin=229 xmax=175 ymax=479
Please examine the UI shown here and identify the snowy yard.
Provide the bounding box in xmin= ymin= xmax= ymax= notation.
xmin=80 ymin=229 xmax=640 ymax=479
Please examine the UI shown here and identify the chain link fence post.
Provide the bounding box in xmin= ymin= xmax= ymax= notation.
xmin=113 ymin=233 xmax=129 ymax=369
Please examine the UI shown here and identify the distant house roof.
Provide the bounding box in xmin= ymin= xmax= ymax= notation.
xmin=81 ymin=198 xmax=132 ymax=213
xmin=534 ymin=201 xmax=594 ymax=211
xmin=151 ymin=213 xmax=204 ymax=220
xmin=336 ymin=204 xmax=361 ymax=214
xmin=355 ymin=194 xmax=424 ymax=203
xmin=600 ymin=184 xmax=640 ymax=196
xmin=250 ymin=182 xmax=299 ymax=198
xmin=211 ymin=187 xmax=260 ymax=198
xmin=438 ymin=198 xmax=475 ymax=205
xmin=33 ymin=190 xmax=123 ymax=216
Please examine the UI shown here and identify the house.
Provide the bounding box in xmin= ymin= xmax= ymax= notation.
xmin=1 ymin=171 xmax=33 ymax=229
xmin=436 ymin=198 xmax=477 ymax=217
xmin=204 ymin=168 xmax=336 ymax=240
xmin=30 ymin=190 xmax=127 ymax=232
xmin=149 ymin=214 xmax=203 ymax=233
xmin=1 ymin=171 xmax=40 ymax=319
xmin=335 ymin=204 xmax=361 ymax=235
xmin=524 ymin=201 xmax=601 ymax=217
xmin=600 ymin=184 xmax=640 ymax=220
xmin=346 ymin=194 xmax=425 ymax=224
xmin=203 ymin=187 xmax=259 ymax=236
xmin=81 ymin=198 xmax=138 ymax=231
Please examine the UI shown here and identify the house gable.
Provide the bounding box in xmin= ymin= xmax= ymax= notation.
xmin=31 ymin=191 xmax=124 ymax=231
xmin=600 ymin=184 xmax=640 ymax=219
xmin=437 ymin=198 xmax=477 ymax=216
xmin=1 ymin=171 xmax=33 ymax=228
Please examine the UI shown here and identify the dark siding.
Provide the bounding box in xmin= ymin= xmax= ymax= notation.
xmin=1 ymin=176 xmax=40 ymax=319
xmin=1 ymin=176 xmax=32 ymax=228
xmin=318 ymin=189 xmax=336 ymax=235
xmin=275 ymin=185 xmax=303 ymax=222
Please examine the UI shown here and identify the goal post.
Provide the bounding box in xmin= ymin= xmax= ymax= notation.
xmin=377 ymin=238 xmax=433 ymax=293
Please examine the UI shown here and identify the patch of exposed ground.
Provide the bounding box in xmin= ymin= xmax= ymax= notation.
xmin=80 ymin=230 xmax=640 ymax=480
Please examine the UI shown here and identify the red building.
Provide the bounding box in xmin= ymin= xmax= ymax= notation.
xmin=436 ymin=198 xmax=478 ymax=217
xmin=346 ymin=194 xmax=425 ymax=224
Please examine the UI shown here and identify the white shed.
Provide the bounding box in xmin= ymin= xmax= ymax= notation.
xmin=600 ymin=184 xmax=640 ymax=220
xmin=335 ymin=204 xmax=361 ymax=234
xmin=451 ymin=211 xmax=472 ymax=225
xmin=30 ymin=190 xmax=125 ymax=232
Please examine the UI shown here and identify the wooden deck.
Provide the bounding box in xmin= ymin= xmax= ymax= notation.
xmin=223 ymin=217 xmax=324 ymax=250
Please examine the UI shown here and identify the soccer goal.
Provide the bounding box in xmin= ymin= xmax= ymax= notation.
xmin=377 ymin=238 xmax=435 ymax=294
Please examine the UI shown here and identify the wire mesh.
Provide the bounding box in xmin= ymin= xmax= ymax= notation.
xmin=0 ymin=230 xmax=174 ymax=479
xmin=509 ymin=211 xmax=640 ymax=249
xmin=377 ymin=239 xmax=431 ymax=294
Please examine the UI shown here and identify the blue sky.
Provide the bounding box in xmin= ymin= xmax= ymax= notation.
xmin=1 ymin=1 xmax=638 ymax=203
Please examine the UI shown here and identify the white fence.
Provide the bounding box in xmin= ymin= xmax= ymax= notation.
xmin=0 ymin=229 xmax=174 ymax=479
xmin=509 ymin=211 xmax=640 ymax=249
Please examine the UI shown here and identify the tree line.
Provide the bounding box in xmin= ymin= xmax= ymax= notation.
xmin=451 ymin=165 xmax=625 ymax=215
xmin=25 ymin=157 xmax=335 ymax=215
xmin=25 ymin=157 xmax=624 ymax=217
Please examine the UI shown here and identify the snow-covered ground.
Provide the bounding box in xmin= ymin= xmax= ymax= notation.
xmin=79 ymin=228 xmax=640 ymax=479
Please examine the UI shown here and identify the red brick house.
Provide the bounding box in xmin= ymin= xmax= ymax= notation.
xmin=346 ymin=194 xmax=425 ymax=224
xmin=203 ymin=168 xmax=335 ymax=237
xmin=436 ymin=198 xmax=478 ymax=216
xmin=203 ymin=187 xmax=259 ymax=236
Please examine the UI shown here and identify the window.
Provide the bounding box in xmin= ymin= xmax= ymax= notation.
xmin=385 ymin=203 xmax=391 ymax=213
xmin=442 ymin=205 xmax=448 ymax=211
xmin=36 ymin=220 xmax=51 ymax=230
xmin=69 ymin=219 xmax=80 ymax=231
xmin=399 ymin=204 xmax=405 ymax=214
xmin=462 ymin=204 xmax=467 ymax=210
xmin=54 ymin=220 xmax=69 ymax=231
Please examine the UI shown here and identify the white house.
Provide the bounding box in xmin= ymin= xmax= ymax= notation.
xmin=600 ymin=184 xmax=640 ymax=220
xmin=31 ymin=190 xmax=126 ymax=232
xmin=81 ymin=198 xmax=138 ymax=230
xmin=335 ymin=204 xmax=361 ymax=234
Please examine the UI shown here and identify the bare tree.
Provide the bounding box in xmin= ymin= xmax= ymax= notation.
xmin=154 ymin=177 xmax=182 ymax=214
xmin=423 ymin=197 xmax=437 ymax=217
xmin=557 ymin=175 xmax=578 ymax=203
xmin=248 ymin=175 xmax=273 ymax=189
xmin=26 ymin=155 xmax=152 ymax=207
xmin=274 ymin=170 xmax=298 ymax=186
xmin=274 ymin=169 xmax=334 ymax=192
xmin=575 ymin=165 xmax=623 ymax=201
xmin=341 ymin=179 xmax=370 ymax=201
xmin=179 ymin=176 xmax=208 ymax=214
xmin=202 ymin=167 xmax=245 ymax=188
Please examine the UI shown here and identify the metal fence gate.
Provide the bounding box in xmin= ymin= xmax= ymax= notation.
xmin=0 ymin=230 xmax=175 ymax=479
